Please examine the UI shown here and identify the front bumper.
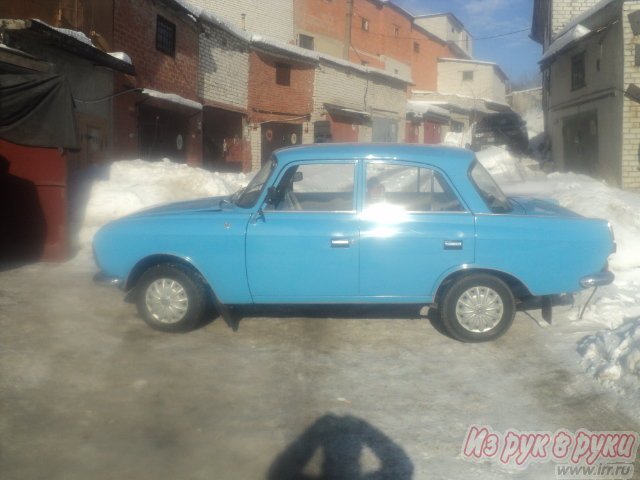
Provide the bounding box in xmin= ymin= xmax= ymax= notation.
xmin=580 ymin=270 xmax=615 ymax=288
xmin=93 ymin=271 xmax=124 ymax=288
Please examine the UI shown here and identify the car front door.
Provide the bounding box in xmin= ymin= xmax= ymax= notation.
xmin=246 ymin=161 xmax=360 ymax=302
xmin=359 ymin=161 xmax=475 ymax=301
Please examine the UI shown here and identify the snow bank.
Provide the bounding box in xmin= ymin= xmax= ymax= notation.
xmin=78 ymin=159 xmax=249 ymax=248
xmin=477 ymin=146 xmax=640 ymax=394
xmin=578 ymin=317 xmax=640 ymax=396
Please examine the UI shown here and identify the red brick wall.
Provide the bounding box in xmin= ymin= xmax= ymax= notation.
xmin=112 ymin=0 xmax=199 ymax=101
xmin=248 ymin=51 xmax=315 ymax=124
xmin=295 ymin=0 xmax=451 ymax=90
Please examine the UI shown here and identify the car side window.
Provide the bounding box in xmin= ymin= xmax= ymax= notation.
xmin=265 ymin=163 xmax=355 ymax=212
xmin=365 ymin=163 xmax=463 ymax=212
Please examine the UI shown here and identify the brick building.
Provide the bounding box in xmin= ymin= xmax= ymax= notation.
xmin=532 ymin=0 xmax=640 ymax=189
xmin=110 ymin=0 xmax=202 ymax=165
xmin=2 ymin=0 xmax=203 ymax=165
xmin=293 ymin=0 xmax=459 ymax=91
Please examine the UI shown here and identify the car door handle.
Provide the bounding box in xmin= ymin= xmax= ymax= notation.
xmin=444 ymin=240 xmax=463 ymax=250
xmin=331 ymin=238 xmax=350 ymax=248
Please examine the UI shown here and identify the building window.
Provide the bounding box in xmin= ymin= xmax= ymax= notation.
xmin=156 ymin=15 xmax=176 ymax=56
xmin=361 ymin=61 xmax=369 ymax=66
xmin=299 ymin=34 xmax=314 ymax=50
xmin=413 ymin=41 xmax=420 ymax=53
xmin=571 ymin=52 xmax=586 ymax=90
xmin=276 ymin=63 xmax=291 ymax=86
xmin=462 ymin=71 xmax=474 ymax=81
xmin=362 ymin=18 xmax=369 ymax=31
xmin=394 ymin=25 xmax=400 ymax=37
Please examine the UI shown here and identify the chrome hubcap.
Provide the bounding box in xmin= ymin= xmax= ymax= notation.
xmin=145 ymin=278 xmax=189 ymax=324
xmin=455 ymin=286 xmax=504 ymax=333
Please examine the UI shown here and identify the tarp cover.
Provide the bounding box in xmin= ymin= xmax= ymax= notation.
xmin=0 ymin=74 xmax=78 ymax=149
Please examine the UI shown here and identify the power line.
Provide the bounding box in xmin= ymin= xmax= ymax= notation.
xmin=474 ymin=28 xmax=530 ymax=40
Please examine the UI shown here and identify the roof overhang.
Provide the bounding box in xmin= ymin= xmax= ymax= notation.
xmin=324 ymin=103 xmax=371 ymax=120
xmin=0 ymin=19 xmax=135 ymax=75
xmin=140 ymin=88 xmax=203 ymax=114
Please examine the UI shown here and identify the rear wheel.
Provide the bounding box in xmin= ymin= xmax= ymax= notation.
xmin=136 ymin=264 xmax=206 ymax=332
xmin=440 ymin=274 xmax=515 ymax=342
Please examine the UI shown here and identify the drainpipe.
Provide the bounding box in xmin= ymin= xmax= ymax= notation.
xmin=344 ymin=0 xmax=353 ymax=60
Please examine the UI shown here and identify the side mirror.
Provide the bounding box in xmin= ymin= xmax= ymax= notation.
xmin=293 ymin=171 xmax=303 ymax=182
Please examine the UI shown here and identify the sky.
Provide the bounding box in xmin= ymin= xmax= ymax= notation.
xmin=393 ymin=0 xmax=542 ymax=84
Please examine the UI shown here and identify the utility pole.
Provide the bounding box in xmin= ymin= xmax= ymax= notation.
xmin=343 ymin=0 xmax=353 ymax=61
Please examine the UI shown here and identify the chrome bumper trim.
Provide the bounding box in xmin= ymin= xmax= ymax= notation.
xmin=93 ymin=272 xmax=124 ymax=288
xmin=580 ymin=271 xmax=615 ymax=288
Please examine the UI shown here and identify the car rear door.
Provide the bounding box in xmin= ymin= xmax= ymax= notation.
xmin=358 ymin=161 xmax=475 ymax=301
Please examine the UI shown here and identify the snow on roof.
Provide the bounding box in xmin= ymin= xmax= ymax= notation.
xmin=108 ymin=51 xmax=132 ymax=65
xmin=507 ymin=86 xmax=543 ymax=95
xmin=199 ymin=9 xmax=253 ymax=42
xmin=250 ymin=34 xmax=320 ymax=63
xmin=50 ymin=25 xmax=93 ymax=46
xmin=170 ymin=0 xmax=203 ymax=18
xmin=554 ymin=0 xmax=618 ymax=39
xmin=142 ymin=89 xmax=203 ymax=111
xmin=407 ymin=101 xmax=451 ymax=118
xmin=197 ymin=9 xmax=412 ymax=85
xmin=540 ymin=24 xmax=591 ymax=62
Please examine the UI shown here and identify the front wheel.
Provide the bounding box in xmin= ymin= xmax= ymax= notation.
xmin=440 ymin=274 xmax=515 ymax=342
xmin=136 ymin=264 xmax=206 ymax=332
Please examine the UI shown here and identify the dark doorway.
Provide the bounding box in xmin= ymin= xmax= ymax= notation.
xmin=139 ymin=105 xmax=188 ymax=162
xmin=202 ymin=107 xmax=246 ymax=172
xmin=562 ymin=110 xmax=599 ymax=175
xmin=261 ymin=122 xmax=302 ymax=164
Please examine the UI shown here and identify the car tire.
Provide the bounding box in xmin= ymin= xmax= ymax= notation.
xmin=136 ymin=264 xmax=206 ymax=332
xmin=440 ymin=274 xmax=515 ymax=343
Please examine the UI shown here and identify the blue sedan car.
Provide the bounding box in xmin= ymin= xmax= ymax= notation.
xmin=93 ymin=144 xmax=615 ymax=342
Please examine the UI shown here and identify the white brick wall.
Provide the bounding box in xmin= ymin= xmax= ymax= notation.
xmin=311 ymin=61 xmax=408 ymax=143
xmin=414 ymin=15 xmax=473 ymax=57
xmin=189 ymin=0 xmax=294 ymax=43
xmin=437 ymin=61 xmax=507 ymax=103
xmin=551 ymin=0 xmax=601 ymax=35
xmin=622 ymin=1 xmax=640 ymax=190
xmin=198 ymin=24 xmax=249 ymax=109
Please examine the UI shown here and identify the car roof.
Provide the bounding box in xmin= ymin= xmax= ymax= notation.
xmin=272 ymin=143 xmax=476 ymax=171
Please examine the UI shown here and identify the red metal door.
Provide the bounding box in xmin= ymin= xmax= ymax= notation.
xmin=330 ymin=114 xmax=359 ymax=142
xmin=405 ymin=122 xmax=419 ymax=143
xmin=424 ymin=121 xmax=442 ymax=144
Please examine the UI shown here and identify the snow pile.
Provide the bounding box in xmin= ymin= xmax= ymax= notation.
xmin=578 ymin=318 xmax=640 ymax=395
xmin=523 ymin=105 xmax=544 ymax=139
xmin=477 ymin=145 xmax=640 ymax=394
xmin=79 ymin=159 xmax=249 ymax=247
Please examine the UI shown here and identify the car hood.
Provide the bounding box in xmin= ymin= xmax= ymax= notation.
xmin=508 ymin=196 xmax=581 ymax=218
xmin=126 ymin=196 xmax=231 ymax=218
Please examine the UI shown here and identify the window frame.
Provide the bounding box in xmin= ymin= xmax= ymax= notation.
xmin=298 ymin=33 xmax=314 ymax=50
xmin=264 ymin=161 xmax=358 ymax=214
xmin=155 ymin=15 xmax=176 ymax=57
xmin=275 ymin=63 xmax=291 ymax=86
xmin=363 ymin=161 xmax=467 ymax=214
xmin=571 ymin=52 xmax=586 ymax=91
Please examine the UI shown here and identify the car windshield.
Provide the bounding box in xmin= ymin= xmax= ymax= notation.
xmin=469 ymin=161 xmax=512 ymax=213
xmin=235 ymin=157 xmax=276 ymax=208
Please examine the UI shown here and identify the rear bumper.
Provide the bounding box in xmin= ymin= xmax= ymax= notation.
xmin=580 ymin=270 xmax=615 ymax=288
xmin=93 ymin=271 xmax=124 ymax=289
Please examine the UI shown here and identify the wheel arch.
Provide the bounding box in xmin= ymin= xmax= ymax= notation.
xmin=125 ymin=254 xmax=210 ymax=293
xmin=434 ymin=268 xmax=532 ymax=306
